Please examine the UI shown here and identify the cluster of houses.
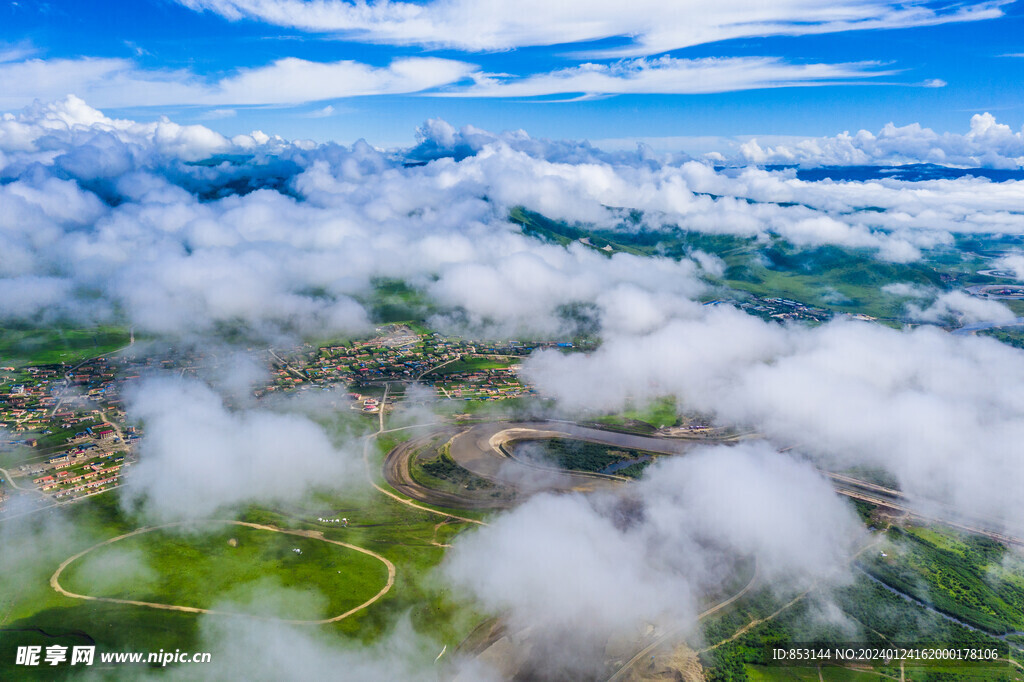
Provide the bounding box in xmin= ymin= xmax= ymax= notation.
xmin=255 ymin=326 xmax=573 ymax=405
xmin=0 ymin=355 xmax=138 ymax=506
xmin=737 ymin=295 xmax=833 ymax=323
xmin=432 ymin=367 xmax=531 ymax=401
xmin=0 ymin=324 xmax=585 ymax=514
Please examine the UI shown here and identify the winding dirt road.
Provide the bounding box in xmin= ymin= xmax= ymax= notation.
xmin=384 ymin=421 xmax=719 ymax=509
xmin=606 ymin=562 xmax=760 ymax=682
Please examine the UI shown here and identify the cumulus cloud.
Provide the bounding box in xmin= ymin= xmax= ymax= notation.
xmin=740 ymin=113 xmax=1024 ymax=168
xmin=522 ymin=310 xmax=1024 ymax=529
xmin=121 ymin=376 xmax=362 ymax=522
xmin=905 ymin=290 xmax=1016 ymax=325
xmin=176 ymin=0 xmax=1006 ymax=56
xmin=445 ymin=442 xmax=863 ymax=676
xmin=992 ymin=252 xmax=1024 ymax=279
xmin=8 ymin=99 xmax=1024 ymax=340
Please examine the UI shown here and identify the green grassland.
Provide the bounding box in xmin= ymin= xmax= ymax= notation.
xmin=862 ymin=527 xmax=1024 ymax=635
xmin=0 ymin=445 xmax=491 ymax=680
xmin=592 ymin=396 xmax=680 ymax=432
xmin=0 ymin=327 xmax=130 ymax=367
xmin=424 ymin=357 xmax=513 ymax=376
xmin=716 ymin=241 xmax=950 ymax=322
xmin=700 ymin=571 xmax=1012 ymax=682
xmin=430 ymin=395 xmax=545 ymax=419
xmin=411 ymin=441 xmax=509 ymax=499
xmin=509 ymin=206 xmax=1003 ymax=324
xmin=513 ymin=437 xmax=655 ymax=478
xmin=979 ymin=328 xmax=1024 ymax=349
xmin=361 ymin=278 xmax=435 ymax=325
xmin=510 ymin=206 xmax=650 ymax=256
xmin=58 ymin=522 xmax=389 ymax=622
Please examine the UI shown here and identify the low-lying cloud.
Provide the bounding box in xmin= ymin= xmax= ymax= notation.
xmin=445 ymin=442 xmax=863 ymax=676
xmin=523 ymin=309 xmax=1024 ymax=530
xmin=121 ymin=376 xmax=361 ymax=522
xmin=5 ymin=98 xmax=1024 ymax=344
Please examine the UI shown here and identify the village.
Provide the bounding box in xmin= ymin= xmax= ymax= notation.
xmin=0 ymin=354 xmax=139 ymax=511
xmin=732 ymin=295 xmax=836 ymax=323
xmin=256 ymin=325 xmax=558 ymax=407
xmin=0 ymin=324 xmax=569 ymax=514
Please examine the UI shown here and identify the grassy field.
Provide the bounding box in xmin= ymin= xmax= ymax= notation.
xmin=510 ymin=207 xmax=1011 ymax=326
xmin=58 ymin=522 xmax=389 ymax=622
xmin=0 ymin=327 xmax=130 ymax=367
xmin=411 ymin=441 xmax=508 ymax=498
xmin=716 ymin=241 xmax=954 ymax=322
xmin=700 ymin=564 xmax=1014 ymax=681
xmin=361 ymin=278 xmax=434 ymax=324
xmin=979 ymin=328 xmax=1024 ymax=348
xmin=424 ymin=356 xmax=513 ymax=376
xmin=513 ymin=437 xmax=655 ymax=478
xmin=862 ymin=526 xmax=1024 ymax=635
xmin=0 ymin=452 xmax=491 ymax=679
xmin=593 ymin=396 xmax=680 ymax=432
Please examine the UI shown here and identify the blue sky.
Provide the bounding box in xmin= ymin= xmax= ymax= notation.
xmin=2 ymin=0 xmax=1023 ymax=147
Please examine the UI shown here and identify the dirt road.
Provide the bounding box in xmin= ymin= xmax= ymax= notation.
xmin=50 ymin=520 xmax=395 ymax=626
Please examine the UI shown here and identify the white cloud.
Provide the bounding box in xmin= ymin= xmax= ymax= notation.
xmin=5 ymin=100 xmax=1024 ymax=343
xmin=177 ymin=0 xmax=1007 ymax=56
xmin=122 ymin=376 xmax=362 ymax=522
xmin=992 ymin=252 xmax=1024 ymax=279
xmin=305 ymin=104 xmax=336 ymax=118
xmin=522 ymin=311 xmax=1024 ymax=528
xmin=445 ymin=442 xmax=862 ymax=675
xmin=0 ymin=56 xmax=476 ymax=109
xmin=740 ymin=113 xmax=1024 ymax=168
xmin=438 ymin=56 xmax=891 ymax=98
xmin=905 ymin=290 xmax=1016 ymax=325
xmin=0 ymin=42 xmax=37 ymax=63
xmin=882 ymin=281 xmax=931 ymax=298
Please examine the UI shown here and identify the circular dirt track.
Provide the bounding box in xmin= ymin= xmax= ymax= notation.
xmin=384 ymin=420 xmax=720 ymax=510
xmin=51 ymin=520 xmax=395 ymax=625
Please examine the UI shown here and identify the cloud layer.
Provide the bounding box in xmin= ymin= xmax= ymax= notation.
xmin=178 ymin=0 xmax=1006 ymax=56
xmin=5 ymin=98 xmax=1024 ymax=342
xmin=522 ymin=309 xmax=1024 ymax=529
xmin=741 ymin=113 xmax=1024 ymax=168
xmin=3 ymin=97 xmax=1024 ymax=676
xmin=445 ymin=443 xmax=863 ymax=676
xmin=121 ymin=376 xmax=360 ymax=521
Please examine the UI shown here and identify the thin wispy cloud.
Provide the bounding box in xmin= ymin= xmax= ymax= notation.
xmin=0 ymin=55 xmax=477 ymax=109
xmin=176 ymin=0 xmax=1008 ymax=56
xmin=0 ymin=54 xmax=907 ymax=109
xmin=436 ymin=56 xmax=894 ymax=98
